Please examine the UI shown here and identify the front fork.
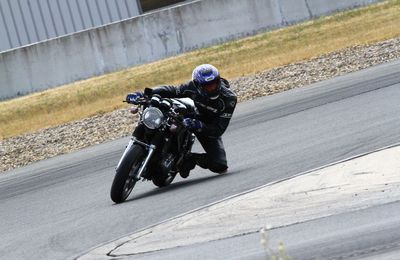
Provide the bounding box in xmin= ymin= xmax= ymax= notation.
xmin=131 ymin=138 xmax=156 ymax=180
xmin=116 ymin=137 xmax=157 ymax=180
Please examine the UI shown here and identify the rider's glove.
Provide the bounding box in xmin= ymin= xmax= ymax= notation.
xmin=183 ymin=118 xmax=203 ymax=131
xmin=126 ymin=92 xmax=144 ymax=104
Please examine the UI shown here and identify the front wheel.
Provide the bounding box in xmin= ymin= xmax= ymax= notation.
xmin=110 ymin=144 xmax=144 ymax=203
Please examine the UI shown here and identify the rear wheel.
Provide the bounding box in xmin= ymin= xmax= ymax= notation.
xmin=110 ymin=145 xmax=144 ymax=203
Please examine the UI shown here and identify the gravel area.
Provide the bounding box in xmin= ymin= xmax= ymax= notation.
xmin=1 ymin=37 xmax=399 ymax=173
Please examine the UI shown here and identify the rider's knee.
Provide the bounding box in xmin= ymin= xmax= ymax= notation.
xmin=209 ymin=162 xmax=228 ymax=174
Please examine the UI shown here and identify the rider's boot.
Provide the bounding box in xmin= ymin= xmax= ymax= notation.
xmin=179 ymin=154 xmax=196 ymax=178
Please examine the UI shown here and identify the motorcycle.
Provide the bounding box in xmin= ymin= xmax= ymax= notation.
xmin=110 ymin=88 xmax=196 ymax=203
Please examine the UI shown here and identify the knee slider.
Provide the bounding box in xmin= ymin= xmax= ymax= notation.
xmin=209 ymin=162 xmax=228 ymax=173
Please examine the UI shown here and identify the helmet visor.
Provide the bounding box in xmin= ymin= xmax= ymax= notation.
xmin=201 ymin=81 xmax=218 ymax=94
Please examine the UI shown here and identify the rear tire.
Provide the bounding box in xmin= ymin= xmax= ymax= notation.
xmin=110 ymin=145 xmax=144 ymax=203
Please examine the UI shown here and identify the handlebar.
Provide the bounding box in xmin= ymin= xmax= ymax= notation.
xmin=124 ymin=97 xmax=149 ymax=105
xmin=125 ymin=95 xmax=194 ymax=124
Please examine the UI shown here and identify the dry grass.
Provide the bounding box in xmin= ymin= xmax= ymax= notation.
xmin=1 ymin=0 xmax=399 ymax=139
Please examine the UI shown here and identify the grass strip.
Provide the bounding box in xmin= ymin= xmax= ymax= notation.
xmin=1 ymin=0 xmax=399 ymax=140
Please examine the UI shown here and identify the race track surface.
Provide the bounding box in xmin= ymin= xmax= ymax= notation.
xmin=0 ymin=60 xmax=399 ymax=259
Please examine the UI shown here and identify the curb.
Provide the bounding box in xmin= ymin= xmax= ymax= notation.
xmin=75 ymin=142 xmax=400 ymax=259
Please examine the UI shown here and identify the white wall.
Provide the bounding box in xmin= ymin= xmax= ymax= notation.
xmin=0 ymin=0 xmax=381 ymax=100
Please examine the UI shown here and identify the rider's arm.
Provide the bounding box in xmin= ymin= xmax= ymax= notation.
xmin=150 ymin=82 xmax=195 ymax=98
xmin=200 ymin=96 xmax=237 ymax=137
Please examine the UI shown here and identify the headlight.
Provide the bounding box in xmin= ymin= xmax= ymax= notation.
xmin=142 ymin=107 xmax=164 ymax=129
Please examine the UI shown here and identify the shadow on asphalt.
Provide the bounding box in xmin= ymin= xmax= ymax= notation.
xmin=126 ymin=168 xmax=245 ymax=202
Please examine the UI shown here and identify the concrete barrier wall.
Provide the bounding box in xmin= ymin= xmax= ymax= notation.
xmin=0 ymin=0 xmax=381 ymax=100
xmin=0 ymin=0 xmax=141 ymax=52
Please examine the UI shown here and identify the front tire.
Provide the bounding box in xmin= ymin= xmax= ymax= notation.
xmin=110 ymin=145 xmax=144 ymax=203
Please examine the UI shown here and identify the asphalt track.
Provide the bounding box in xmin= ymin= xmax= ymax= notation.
xmin=0 ymin=60 xmax=399 ymax=260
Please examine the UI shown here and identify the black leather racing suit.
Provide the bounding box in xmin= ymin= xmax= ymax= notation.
xmin=151 ymin=78 xmax=237 ymax=173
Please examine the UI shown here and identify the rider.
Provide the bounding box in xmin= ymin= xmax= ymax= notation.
xmin=126 ymin=64 xmax=237 ymax=178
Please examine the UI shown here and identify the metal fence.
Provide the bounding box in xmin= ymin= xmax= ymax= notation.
xmin=0 ymin=0 xmax=141 ymax=52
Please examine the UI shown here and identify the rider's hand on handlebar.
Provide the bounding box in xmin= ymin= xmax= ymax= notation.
xmin=183 ymin=118 xmax=203 ymax=131
xmin=126 ymin=92 xmax=144 ymax=104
